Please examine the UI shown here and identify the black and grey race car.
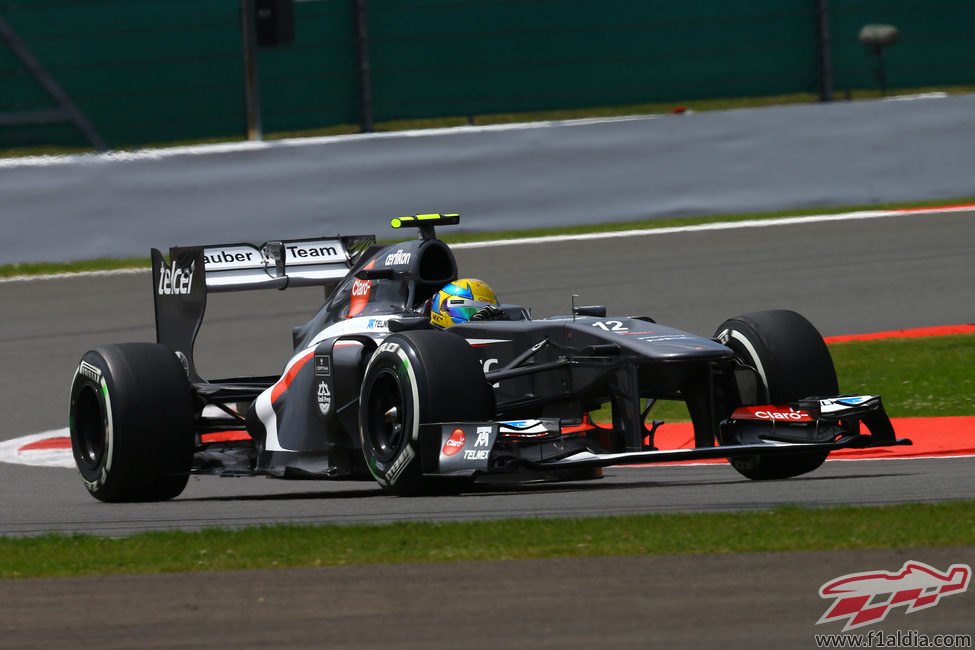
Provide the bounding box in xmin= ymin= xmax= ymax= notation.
xmin=68 ymin=213 xmax=909 ymax=501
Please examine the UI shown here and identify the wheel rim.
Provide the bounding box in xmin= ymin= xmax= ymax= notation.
xmin=74 ymin=385 xmax=105 ymax=469
xmin=364 ymin=369 xmax=407 ymax=462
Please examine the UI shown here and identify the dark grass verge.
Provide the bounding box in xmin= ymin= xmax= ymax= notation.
xmin=2 ymin=197 xmax=974 ymax=277
xmin=0 ymin=257 xmax=149 ymax=279
xmin=2 ymin=501 xmax=973 ymax=580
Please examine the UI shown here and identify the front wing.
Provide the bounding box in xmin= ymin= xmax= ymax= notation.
xmin=525 ymin=433 xmax=911 ymax=472
xmin=424 ymin=395 xmax=910 ymax=477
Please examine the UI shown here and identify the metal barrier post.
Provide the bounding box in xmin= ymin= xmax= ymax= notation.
xmin=239 ymin=0 xmax=263 ymax=140
xmin=815 ymin=0 xmax=833 ymax=102
xmin=353 ymin=0 xmax=374 ymax=133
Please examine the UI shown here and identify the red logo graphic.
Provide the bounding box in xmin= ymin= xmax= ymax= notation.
xmin=442 ymin=428 xmax=465 ymax=456
xmin=818 ymin=561 xmax=971 ymax=631
xmin=348 ymin=259 xmax=375 ymax=317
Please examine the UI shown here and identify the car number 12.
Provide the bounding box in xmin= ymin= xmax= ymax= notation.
xmin=592 ymin=320 xmax=627 ymax=332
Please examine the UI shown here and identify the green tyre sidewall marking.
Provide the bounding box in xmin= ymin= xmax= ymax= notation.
xmin=69 ymin=351 xmax=115 ymax=493
xmin=359 ymin=338 xmax=424 ymax=495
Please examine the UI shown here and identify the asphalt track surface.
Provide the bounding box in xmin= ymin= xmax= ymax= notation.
xmin=1 ymin=212 xmax=973 ymax=647
xmin=2 ymin=210 xmax=973 ymax=532
xmin=2 ymin=547 xmax=973 ymax=649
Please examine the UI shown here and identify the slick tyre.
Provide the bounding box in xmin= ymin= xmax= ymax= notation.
xmin=715 ymin=310 xmax=838 ymax=480
xmin=69 ymin=343 xmax=195 ymax=502
xmin=359 ymin=330 xmax=492 ymax=496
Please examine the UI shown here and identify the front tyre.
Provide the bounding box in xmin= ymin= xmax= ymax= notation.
xmin=359 ymin=331 xmax=492 ymax=496
xmin=715 ymin=310 xmax=838 ymax=480
xmin=69 ymin=343 xmax=195 ymax=502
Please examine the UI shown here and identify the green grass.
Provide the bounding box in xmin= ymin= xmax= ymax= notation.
xmin=3 ymin=196 xmax=974 ymax=277
xmin=2 ymin=501 xmax=973 ymax=579
xmin=832 ymin=334 xmax=975 ymax=418
xmin=0 ymin=257 xmax=150 ymax=278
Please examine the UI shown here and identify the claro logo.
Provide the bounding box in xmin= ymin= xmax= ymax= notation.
xmin=442 ymin=428 xmax=465 ymax=456
xmin=754 ymin=409 xmax=808 ymax=421
xmin=731 ymin=405 xmax=813 ymax=422
xmin=157 ymin=260 xmax=195 ymax=296
xmin=348 ymin=258 xmax=375 ymax=317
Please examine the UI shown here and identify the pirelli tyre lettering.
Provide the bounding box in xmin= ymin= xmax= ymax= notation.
xmin=358 ymin=340 xmax=422 ymax=491
xmin=358 ymin=331 xmax=492 ymax=495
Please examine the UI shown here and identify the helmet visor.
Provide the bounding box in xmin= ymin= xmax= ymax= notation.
xmin=443 ymin=299 xmax=491 ymax=323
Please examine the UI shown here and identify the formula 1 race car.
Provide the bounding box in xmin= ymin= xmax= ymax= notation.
xmin=68 ymin=213 xmax=909 ymax=501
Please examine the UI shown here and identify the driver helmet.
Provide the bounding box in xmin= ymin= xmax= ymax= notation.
xmin=429 ymin=278 xmax=499 ymax=328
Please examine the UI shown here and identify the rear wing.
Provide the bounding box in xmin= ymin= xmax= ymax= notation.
xmin=151 ymin=234 xmax=374 ymax=381
xmin=168 ymin=235 xmax=375 ymax=293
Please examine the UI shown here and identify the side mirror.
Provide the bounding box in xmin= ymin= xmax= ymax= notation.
xmin=355 ymin=268 xmax=396 ymax=281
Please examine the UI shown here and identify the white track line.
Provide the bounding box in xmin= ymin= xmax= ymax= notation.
xmin=451 ymin=205 xmax=973 ymax=249
xmin=2 ymin=204 xmax=970 ymax=284
xmin=2 ymin=91 xmax=947 ymax=170
xmin=0 ymin=114 xmax=660 ymax=170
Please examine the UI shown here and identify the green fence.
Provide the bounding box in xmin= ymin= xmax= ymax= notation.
xmin=366 ymin=1 xmax=821 ymax=121
xmin=1 ymin=0 xmax=973 ymax=152
xmin=1 ymin=1 xmax=245 ymax=149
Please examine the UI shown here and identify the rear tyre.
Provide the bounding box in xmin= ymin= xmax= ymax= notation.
xmin=715 ymin=310 xmax=837 ymax=480
xmin=69 ymin=343 xmax=195 ymax=502
xmin=359 ymin=331 xmax=492 ymax=496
